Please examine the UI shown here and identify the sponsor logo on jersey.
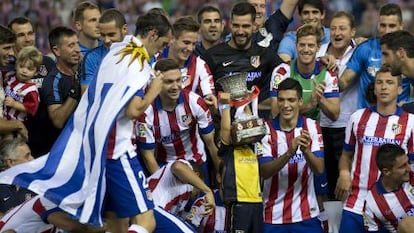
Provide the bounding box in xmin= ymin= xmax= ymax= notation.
xmin=222 ymin=60 xmax=234 ymax=67
xmin=361 ymin=136 xmax=401 ymax=146
xmin=246 ymin=71 xmax=262 ymax=82
xmin=160 ymin=131 xmax=181 ymax=144
xmin=367 ymin=66 xmax=380 ymax=78
xmin=4 ymin=86 xmax=24 ymax=102
xmin=288 ymin=153 xmax=305 ymax=164
xmin=250 ymin=56 xmax=260 ymax=68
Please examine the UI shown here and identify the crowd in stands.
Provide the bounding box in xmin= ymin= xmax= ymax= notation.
xmin=1 ymin=0 xmax=414 ymax=232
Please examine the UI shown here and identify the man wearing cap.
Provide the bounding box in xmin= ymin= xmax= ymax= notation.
xmin=259 ymin=78 xmax=325 ymax=233
xmin=136 ymin=58 xmax=220 ymax=176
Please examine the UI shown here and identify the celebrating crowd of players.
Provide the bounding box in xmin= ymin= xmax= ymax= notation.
xmin=1 ymin=0 xmax=414 ymax=232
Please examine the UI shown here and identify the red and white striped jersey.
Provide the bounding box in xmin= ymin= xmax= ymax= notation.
xmin=0 ymin=196 xmax=59 ymax=233
xmin=148 ymin=160 xmax=194 ymax=216
xmin=154 ymin=49 xmax=215 ymax=97
xmin=186 ymin=189 xmax=227 ymax=233
xmin=106 ymin=89 xmax=145 ymax=160
xmin=136 ymin=90 xmax=214 ymax=164
xmin=344 ymin=107 xmax=414 ymax=215
xmin=364 ymin=172 xmax=414 ymax=233
xmin=259 ymin=116 xmax=324 ymax=224
xmin=3 ymin=74 xmax=39 ymax=122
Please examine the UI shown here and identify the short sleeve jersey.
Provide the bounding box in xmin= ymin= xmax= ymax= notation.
xmin=219 ymin=143 xmax=262 ymax=203
xmin=79 ymin=45 xmax=109 ymax=86
xmin=136 ymin=90 xmax=214 ymax=164
xmin=364 ymin=172 xmax=414 ymax=233
xmin=153 ymin=47 xmax=215 ymax=97
xmin=346 ymin=37 xmax=413 ymax=108
xmin=343 ymin=107 xmax=414 ymax=215
xmin=270 ymin=60 xmax=339 ymax=120
xmin=259 ymin=116 xmax=324 ymax=224
xmin=204 ymin=42 xmax=283 ymax=102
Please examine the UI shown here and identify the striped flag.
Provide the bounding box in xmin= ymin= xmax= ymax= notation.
xmin=0 ymin=35 xmax=152 ymax=226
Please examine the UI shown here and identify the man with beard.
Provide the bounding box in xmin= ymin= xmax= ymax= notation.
xmin=204 ymin=2 xmax=283 ymax=117
xmin=380 ymin=30 xmax=414 ymax=114
xmin=79 ymin=8 xmax=128 ymax=93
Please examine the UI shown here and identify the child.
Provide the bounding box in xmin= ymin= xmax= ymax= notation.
xmin=216 ymin=73 xmax=266 ymax=233
xmin=3 ymin=46 xmax=42 ymax=122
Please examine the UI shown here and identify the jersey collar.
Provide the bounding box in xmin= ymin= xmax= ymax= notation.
xmin=293 ymin=60 xmax=322 ymax=79
xmin=154 ymin=92 xmax=185 ymax=110
xmin=369 ymin=106 xmax=403 ymax=117
xmin=272 ymin=115 xmax=304 ymax=131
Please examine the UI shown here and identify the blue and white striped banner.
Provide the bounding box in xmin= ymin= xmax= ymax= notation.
xmin=0 ymin=35 xmax=151 ymax=226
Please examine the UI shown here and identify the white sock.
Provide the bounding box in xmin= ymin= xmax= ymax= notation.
xmin=128 ymin=224 xmax=149 ymax=233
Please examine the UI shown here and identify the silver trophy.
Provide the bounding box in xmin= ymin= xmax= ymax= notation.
xmin=217 ymin=73 xmax=267 ymax=146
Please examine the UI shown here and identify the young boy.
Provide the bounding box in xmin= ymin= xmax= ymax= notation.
xmin=217 ymin=73 xmax=264 ymax=232
xmin=3 ymin=46 xmax=41 ymax=122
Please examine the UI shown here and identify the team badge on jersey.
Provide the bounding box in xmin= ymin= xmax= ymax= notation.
xmin=38 ymin=64 xmax=48 ymax=77
xmin=181 ymin=74 xmax=191 ymax=88
xmin=250 ymin=56 xmax=261 ymax=68
xmin=391 ymin=123 xmax=402 ymax=135
xmin=136 ymin=123 xmax=147 ymax=137
xmin=181 ymin=114 xmax=192 ymax=126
